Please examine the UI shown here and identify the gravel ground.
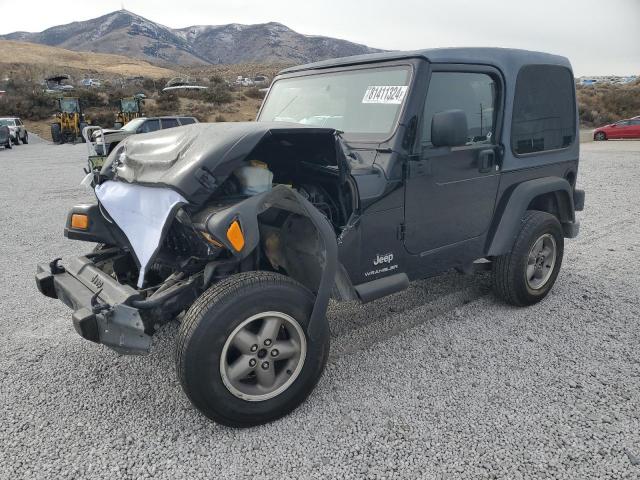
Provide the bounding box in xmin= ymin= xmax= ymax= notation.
xmin=1 ymin=137 xmax=639 ymax=480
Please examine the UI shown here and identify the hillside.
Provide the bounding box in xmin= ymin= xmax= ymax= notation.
xmin=0 ymin=40 xmax=176 ymax=79
xmin=1 ymin=10 xmax=382 ymax=66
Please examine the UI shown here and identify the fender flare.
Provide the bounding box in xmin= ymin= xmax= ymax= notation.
xmin=487 ymin=177 xmax=575 ymax=256
xmin=205 ymin=185 xmax=337 ymax=339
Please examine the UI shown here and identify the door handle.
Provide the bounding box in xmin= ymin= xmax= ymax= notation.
xmin=478 ymin=149 xmax=495 ymax=173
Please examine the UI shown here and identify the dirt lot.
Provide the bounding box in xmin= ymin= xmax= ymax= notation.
xmin=0 ymin=138 xmax=639 ymax=479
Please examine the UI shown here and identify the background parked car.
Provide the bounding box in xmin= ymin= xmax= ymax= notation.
xmin=594 ymin=117 xmax=640 ymax=140
xmin=92 ymin=116 xmax=198 ymax=155
xmin=0 ymin=125 xmax=12 ymax=149
xmin=0 ymin=117 xmax=28 ymax=145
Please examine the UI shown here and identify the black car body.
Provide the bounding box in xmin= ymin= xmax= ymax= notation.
xmin=36 ymin=48 xmax=584 ymax=427
xmin=0 ymin=125 xmax=11 ymax=149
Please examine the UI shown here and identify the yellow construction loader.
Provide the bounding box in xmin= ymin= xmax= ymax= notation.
xmin=51 ymin=97 xmax=89 ymax=144
xmin=114 ymin=95 xmax=144 ymax=128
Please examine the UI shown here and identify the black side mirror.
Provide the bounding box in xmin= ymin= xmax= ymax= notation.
xmin=431 ymin=109 xmax=468 ymax=147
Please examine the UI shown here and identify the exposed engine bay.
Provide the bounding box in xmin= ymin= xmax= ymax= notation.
xmin=91 ymin=124 xmax=357 ymax=311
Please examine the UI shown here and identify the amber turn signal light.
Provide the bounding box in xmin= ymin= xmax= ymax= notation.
xmin=226 ymin=220 xmax=245 ymax=252
xmin=71 ymin=213 xmax=89 ymax=230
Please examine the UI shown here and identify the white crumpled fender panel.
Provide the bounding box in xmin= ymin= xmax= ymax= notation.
xmin=95 ymin=180 xmax=187 ymax=288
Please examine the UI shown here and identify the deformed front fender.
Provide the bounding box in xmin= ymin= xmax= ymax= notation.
xmin=205 ymin=185 xmax=337 ymax=339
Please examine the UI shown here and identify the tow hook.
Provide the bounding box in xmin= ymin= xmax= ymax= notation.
xmin=90 ymin=289 xmax=111 ymax=314
xmin=49 ymin=257 xmax=65 ymax=274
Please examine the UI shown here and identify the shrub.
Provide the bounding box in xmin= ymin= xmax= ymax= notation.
xmin=155 ymin=93 xmax=180 ymax=112
xmin=76 ymin=89 xmax=106 ymax=109
xmin=244 ymin=87 xmax=265 ymax=100
xmin=577 ymin=81 xmax=640 ymax=127
xmin=203 ymin=84 xmax=233 ymax=105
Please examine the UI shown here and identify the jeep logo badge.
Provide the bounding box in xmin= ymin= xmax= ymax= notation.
xmin=91 ymin=274 xmax=104 ymax=289
xmin=373 ymin=252 xmax=394 ymax=266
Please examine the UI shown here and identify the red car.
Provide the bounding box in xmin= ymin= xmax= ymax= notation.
xmin=593 ymin=117 xmax=640 ymax=140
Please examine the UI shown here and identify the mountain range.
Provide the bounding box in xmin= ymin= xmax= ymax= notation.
xmin=1 ymin=10 xmax=382 ymax=66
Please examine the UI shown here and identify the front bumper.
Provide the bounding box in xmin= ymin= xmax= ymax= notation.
xmin=36 ymin=256 xmax=151 ymax=354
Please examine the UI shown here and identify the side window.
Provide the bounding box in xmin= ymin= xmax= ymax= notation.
xmin=512 ymin=65 xmax=575 ymax=154
xmin=179 ymin=117 xmax=196 ymax=125
xmin=616 ymin=120 xmax=630 ymax=127
xmin=140 ymin=119 xmax=160 ymax=133
xmin=161 ymin=118 xmax=180 ymax=129
xmin=422 ymin=72 xmax=497 ymax=146
xmin=630 ymin=120 xmax=640 ymax=126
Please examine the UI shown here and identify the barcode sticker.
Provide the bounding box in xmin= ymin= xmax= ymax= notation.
xmin=362 ymin=85 xmax=408 ymax=104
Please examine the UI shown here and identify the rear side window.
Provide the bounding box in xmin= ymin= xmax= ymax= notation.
xmin=161 ymin=118 xmax=180 ymax=129
xmin=140 ymin=119 xmax=160 ymax=133
xmin=179 ymin=117 xmax=196 ymax=125
xmin=511 ymin=65 xmax=576 ymax=155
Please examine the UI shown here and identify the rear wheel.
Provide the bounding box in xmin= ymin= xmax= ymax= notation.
xmin=22 ymin=132 xmax=28 ymax=144
xmin=176 ymin=271 xmax=329 ymax=427
xmin=594 ymin=131 xmax=607 ymax=141
xmin=492 ymin=210 xmax=564 ymax=306
xmin=51 ymin=124 xmax=61 ymax=144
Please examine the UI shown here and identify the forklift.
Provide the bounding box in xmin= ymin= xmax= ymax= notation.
xmin=114 ymin=95 xmax=144 ymax=129
xmin=50 ymin=97 xmax=89 ymax=144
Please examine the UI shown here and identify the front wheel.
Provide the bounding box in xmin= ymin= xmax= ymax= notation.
xmin=176 ymin=271 xmax=329 ymax=427
xmin=492 ymin=210 xmax=564 ymax=306
xmin=594 ymin=132 xmax=607 ymax=141
xmin=5 ymin=140 xmax=11 ymax=149
xmin=22 ymin=132 xmax=28 ymax=144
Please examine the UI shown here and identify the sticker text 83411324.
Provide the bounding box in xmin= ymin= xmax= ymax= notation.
xmin=362 ymin=85 xmax=408 ymax=104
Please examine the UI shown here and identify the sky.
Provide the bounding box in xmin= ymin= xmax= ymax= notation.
xmin=0 ymin=0 xmax=638 ymax=76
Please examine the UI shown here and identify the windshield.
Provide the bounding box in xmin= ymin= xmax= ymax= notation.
xmin=121 ymin=118 xmax=146 ymax=132
xmin=60 ymin=99 xmax=79 ymax=113
xmin=0 ymin=119 xmax=15 ymax=126
xmin=258 ymin=66 xmax=412 ymax=139
xmin=121 ymin=98 xmax=140 ymax=113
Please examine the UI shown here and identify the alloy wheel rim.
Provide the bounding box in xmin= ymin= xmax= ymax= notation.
xmin=526 ymin=233 xmax=557 ymax=290
xmin=220 ymin=311 xmax=307 ymax=402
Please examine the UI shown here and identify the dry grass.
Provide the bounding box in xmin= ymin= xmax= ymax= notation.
xmin=577 ymin=80 xmax=640 ymax=127
xmin=0 ymin=40 xmax=176 ymax=79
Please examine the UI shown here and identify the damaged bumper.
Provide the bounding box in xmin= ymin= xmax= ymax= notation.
xmin=35 ymin=256 xmax=151 ymax=355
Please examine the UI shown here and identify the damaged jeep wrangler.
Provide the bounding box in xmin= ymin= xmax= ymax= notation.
xmin=36 ymin=48 xmax=585 ymax=427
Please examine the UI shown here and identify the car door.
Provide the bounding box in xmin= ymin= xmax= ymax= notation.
xmin=404 ymin=67 xmax=502 ymax=255
xmin=629 ymin=119 xmax=640 ymax=138
xmin=611 ymin=120 xmax=630 ymax=139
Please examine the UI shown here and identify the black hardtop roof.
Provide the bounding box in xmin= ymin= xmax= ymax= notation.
xmin=280 ymin=47 xmax=572 ymax=75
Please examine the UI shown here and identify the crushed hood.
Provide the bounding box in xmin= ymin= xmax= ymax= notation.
xmin=101 ymin=122 xmax=339 ymax=205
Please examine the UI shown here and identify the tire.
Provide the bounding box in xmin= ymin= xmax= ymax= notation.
xmin=594 ymin=132 xmax=607 ymax=141
xmin=492 ymin=210 xmax=564 ymax=306
xmin=22 ymin=132 xmax=28 ymax=144
xmin=5 ymin=140 xmax=11 ymax=149
xmin=51 ymin=124 xmax=61 ymax=144
xmin=176 ymin=271 xmax=329 ymax=427
xmin=12 ymin=135 xmax=19 ymax=145
xmin=79 ymin=122 xmax=88 ymax=143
